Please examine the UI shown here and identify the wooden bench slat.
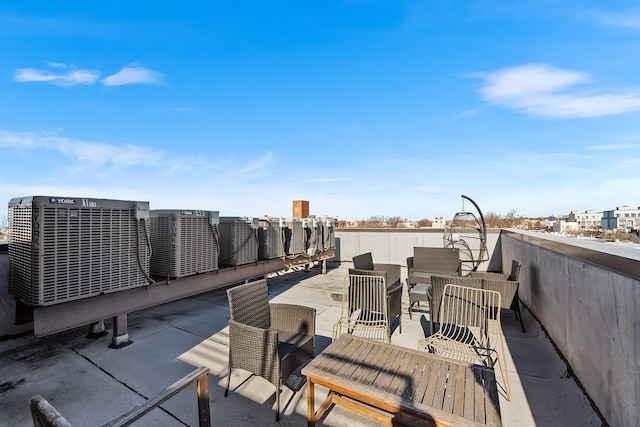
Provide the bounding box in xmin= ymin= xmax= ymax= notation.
xmin=360 ymin=345 xmax=395 ymax=386
xmin=394 ymin=352 xmax=421 ymax=399
xmin=412 ymin=355 xmax=436 ymax=405
xmin=453 ymin=361 xmax=468 ymax=417
xmin=464 ymin=362 xmax=476 ymax=420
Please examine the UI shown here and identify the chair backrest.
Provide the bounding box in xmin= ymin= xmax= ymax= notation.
xmin=343 ymin=273 xmax=388 ymax=321
xmin=226 ymin=279 xmax=271 ymax=329
xmin=438 ymin=284 xmax=502 ymax=342
xmin=413 ymin=247 xmax=460 ymax=274
xmin=348 ymin=268 xmax=390 ymax=289
xmin=352 ymin=252 xmax=375 ymax=270
xmin=430 ymin=275 xmax=483 ymax=324
xmin=508 ymin=260 xmax=521 ymax=281
xmin=481 ymin=278 xmax=518 ymax=310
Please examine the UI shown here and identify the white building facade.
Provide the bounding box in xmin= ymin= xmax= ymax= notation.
xmin=568 ymin=210 xmax=603 ymax=230
xmin=431 ymin=216 xmax=446 ymax=228
xmin=601 ymin=206 xmax=640 ymax=231
xmin=553 ymin=220 xmax=580 ymax=233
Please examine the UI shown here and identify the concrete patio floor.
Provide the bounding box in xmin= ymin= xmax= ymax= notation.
xmin=0 ymin=263 xmax=603 ymax=426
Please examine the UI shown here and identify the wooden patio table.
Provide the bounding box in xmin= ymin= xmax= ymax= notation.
xmin=302 ymin=334 xmax=501 ymax=427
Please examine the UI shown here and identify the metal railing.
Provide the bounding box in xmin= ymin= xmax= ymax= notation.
xmin=30 ymin=366 xmax=211 ymax=427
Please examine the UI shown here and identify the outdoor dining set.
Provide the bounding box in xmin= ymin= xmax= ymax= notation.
xmin=29 ymin=246 xmax=521 ymax=427
xmin=223 ymin=246 xmax=522 ymax=426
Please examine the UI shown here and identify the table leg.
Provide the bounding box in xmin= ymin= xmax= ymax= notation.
xmin=307 ymin=378 xmax=315 ymax=427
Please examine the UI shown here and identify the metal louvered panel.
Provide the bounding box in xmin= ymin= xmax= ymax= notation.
xmin=311 ymin=218 xmax=324 ymax=253
xmin=149 ymin=210 xmax=219 ymax=278
xmin=302 ymin=217 xmax=320 ymax=255
xmin=321 ymin=217 xmax=336 ymax=250
xmin=150 ymin=215 xmax=173 ymax=277
xmin=8 ymin=196 xmax=151 ymax=307
xmin=284 ymin=218 xmax=306 ymax=256
xmin=258 ymin=217 xmax=285 ymax=260
xmin=218 ymin=217 xmax=258 ymax=267
xmin=7 ymin=201 xmax=35 ymax=305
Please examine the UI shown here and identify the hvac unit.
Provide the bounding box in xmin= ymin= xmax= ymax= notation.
xmin=149 ymin=210 xmax=220 ymax=278
xmin=284 ymin=218 xmax=306 ymax=257
xmin=218 ymin=217 xmax=259 ymax=267
xmin=258 ymin=217 xmax=285 ymax=260
xmin=7 ymin=196 xmax=151 ymax=307
xmin=304 ymin=217 xmax=321 ymax=256
xmin=320 ymin=217 xmax=336 ymax=250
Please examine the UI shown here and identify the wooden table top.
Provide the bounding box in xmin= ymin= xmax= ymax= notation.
xmin=302 ymin=335 xmax=502 ymax=427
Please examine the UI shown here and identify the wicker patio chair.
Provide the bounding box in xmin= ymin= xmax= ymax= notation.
xmin=352 ymin=252 xmax=403 ymax=334
xmin=419 ymin=284 xmax=512 ymax=401
xmin=333 ymin=273 xmax=390 ymax=343
xmin=428 ymin=275 xmax=483 ymax=336
xmin=471 ymin=260 xmax=525 ymax=331
xmin=225 ymin=279 xmax=316 ymax=421
xmin=352 ymin=252 xmax=402 ymax=289
xmin=406 ymin=247 xmax=461 ymax=319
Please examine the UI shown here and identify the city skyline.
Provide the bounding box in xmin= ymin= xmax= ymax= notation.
xmin=2 ymin=2 xmax=640 ymax=221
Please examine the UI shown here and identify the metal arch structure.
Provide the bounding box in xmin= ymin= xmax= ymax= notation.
xmin=443 ymin=195 xmax=488 ymax=274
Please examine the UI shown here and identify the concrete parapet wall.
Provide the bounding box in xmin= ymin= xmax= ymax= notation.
xmin=499 ymin=230 xmax=639 ymax=427
xmin=334 ymin=228 xmax=501 ymax=271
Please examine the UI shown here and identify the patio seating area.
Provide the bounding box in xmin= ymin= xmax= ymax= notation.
xmin=1 ymin=262 xmax=603 ymax=426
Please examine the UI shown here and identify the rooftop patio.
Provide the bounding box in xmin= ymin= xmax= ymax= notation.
xmin=1 ymin=259 xmax=605 ymax=426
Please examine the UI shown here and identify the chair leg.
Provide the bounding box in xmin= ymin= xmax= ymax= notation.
xmin=275 ymin=383 xmax=280 ymax=422
xmin=512 ymin=290 xmax=526 ymax=333
xmin=224 ymin=366 xmax=231 ymax=397
xmin=515 ymin=304 xmax=525 ymax=333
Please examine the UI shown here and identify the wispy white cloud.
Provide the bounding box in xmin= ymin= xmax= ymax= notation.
xmin=590 ymin=8 xmax=640 ymax=30
xmin=13 ymin=62 xmax=162 ymax=87
xmin=14 ymin=63 xmax=100 ymax=86
xmin=1 ymin=129 xmax=279 ymax=189
xmin=0 ymin=130 xmax=41 ymax=148
xmin=0 ymin=131 xmax=164 ymax=167
xmin=473 ymin=63 xmax=640 ymax=118
xmin=102 ymin=64 xmax=162 ymax=86
xmin=585 ymin=144 xmax=634 ymax=150
xmin=232 ymin=152 xmax=274 ymax=177
xmin=44 ymin=61 xmax=67 ymax=69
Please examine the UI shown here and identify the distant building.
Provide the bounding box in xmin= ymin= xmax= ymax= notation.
xmin=292 ymin=200 xmax=309 ymax=218
xmin=553 ymin=220 xmax=580 ymax=233
xmin=567 ymin=210 xmax=603 ymax=230
xmin=432 ymin=216 xmax=446 ymax=228
xmin=601 ymin=206 xmax=640 ymax=231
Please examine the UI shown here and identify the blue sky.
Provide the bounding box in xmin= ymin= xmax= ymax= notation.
xmin=2 ymin=1 xmax=640 ymax=221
